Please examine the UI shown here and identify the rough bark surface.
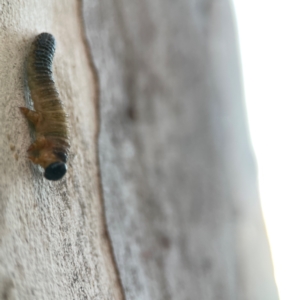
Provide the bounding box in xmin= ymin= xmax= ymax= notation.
xmin=0 ymin=1 xmax=122 ymax=299
xmin=83 ymin=0 xmax=279 ymax=300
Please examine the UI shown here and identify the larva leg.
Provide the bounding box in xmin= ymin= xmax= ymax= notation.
xmin=27 ymin=136 xmax=47 ymax=153
xmin=27 ymin=137 xmax=47 ymax=165
xmin=27 ymin=155 xmax=40 ymax=164
xmin=19 ymin=107 xmax=41 ymax=126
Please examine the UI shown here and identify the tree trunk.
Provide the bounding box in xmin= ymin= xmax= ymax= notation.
xmin=83 ymin=0 xmax=279 ymax=299
xmin=0 ymin=1 xmax=122 ymax=299
xmin=0 ymin=0 xmax=279 ymax=299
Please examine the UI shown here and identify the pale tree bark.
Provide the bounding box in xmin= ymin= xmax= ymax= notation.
xmin=0 ymin=0 xmax=279 ymax=300
xmin=0 ymin=1 xmax=122 ymax=299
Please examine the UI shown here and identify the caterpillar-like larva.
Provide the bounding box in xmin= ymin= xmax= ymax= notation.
xmin=20 ymin=33 xmax=70 ymax=181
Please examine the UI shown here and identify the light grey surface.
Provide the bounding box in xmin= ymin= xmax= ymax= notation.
xmin=0 ymin=1 xmax=122 ymax=299
xmin=83 ymin=0 xmax=279 ymax=299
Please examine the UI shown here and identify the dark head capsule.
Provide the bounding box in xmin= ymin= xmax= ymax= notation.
xmin=44 ymin=162 xmax=67 ymax=181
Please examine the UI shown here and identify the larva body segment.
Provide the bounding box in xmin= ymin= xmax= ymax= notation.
xmin=20 ymin=33 xmax=70 ymax=181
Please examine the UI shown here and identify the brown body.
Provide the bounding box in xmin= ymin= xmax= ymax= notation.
xmin=20 ymin=33 xmax=70 ymax=180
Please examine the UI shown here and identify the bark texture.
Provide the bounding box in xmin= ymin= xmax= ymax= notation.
xmin=0 ymin=0 xmax=280 ymax=299
xmin=0 ymin=1 xmax=122 ymax=299
xmin=83 ymin=0 xmax=279 ymax=300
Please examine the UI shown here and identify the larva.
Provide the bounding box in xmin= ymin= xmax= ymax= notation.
xmin=20 ymin=33 xmax=70 ymax=181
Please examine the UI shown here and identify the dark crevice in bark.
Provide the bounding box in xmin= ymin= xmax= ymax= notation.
xmin=77 ymin=1 xmax=126 ymax=298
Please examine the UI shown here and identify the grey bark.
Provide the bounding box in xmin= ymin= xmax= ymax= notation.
xmin=83 ymin=0 xmax=279 ymax=300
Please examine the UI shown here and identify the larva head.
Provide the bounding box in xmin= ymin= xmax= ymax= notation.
xmin=43 ymin=150 xmax=68 ymax=181
xmin=30 ymin=149 xmax=68 ymax=181
xmin=27 ymin=138 xmax=69 ymax=180
xmin=44 ymin=162 xmax=67 ymax=181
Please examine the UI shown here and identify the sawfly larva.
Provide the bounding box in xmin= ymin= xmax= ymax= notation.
xmin=20 ymin=33 xmax=70 ymax=181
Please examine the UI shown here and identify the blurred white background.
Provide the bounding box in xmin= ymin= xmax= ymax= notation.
xmin=232 ymin=1 xmax=300 ymax=299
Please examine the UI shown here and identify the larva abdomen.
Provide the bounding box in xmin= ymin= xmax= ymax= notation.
xmin=27 ymin=33 xmax=60 ymax=113
xmin=21 ymin=33 xmax=70 ymax=181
